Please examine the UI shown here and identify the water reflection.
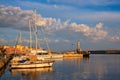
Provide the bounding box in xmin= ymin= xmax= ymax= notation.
xmin=83 ymin=57 xmax=90 ymax=62
xmin=0 ymin=62 xmax=8 ymax=77
xmin=1 ymin=55 xmax=120 ymax=80
xmin=10 ymin=67 xmax=53 ymax=80
xmin=63 ymin=57 xmax=82 ymax=67
xmin=0 ymin=67 xmax=5 ymax=77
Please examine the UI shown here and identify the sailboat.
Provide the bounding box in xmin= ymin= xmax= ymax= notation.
xmin=28 ymin=10 xmax=63 ymax=60
xmin=10 ymin=9 xmax=54 ymax=69
xmin=10 ymin=57 xmax=54 ymax=69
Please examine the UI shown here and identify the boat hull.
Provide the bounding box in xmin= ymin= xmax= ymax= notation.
xmin=83 ymin=54 xmax=90 ymax=57
xmin=37 ymin=54 xmax=63 ymax=59
xmin=11 ymin=61 xmax=54 ymax=69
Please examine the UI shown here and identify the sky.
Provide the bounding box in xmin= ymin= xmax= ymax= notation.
xmin=0 ymin=0 xmax=120 ymax=51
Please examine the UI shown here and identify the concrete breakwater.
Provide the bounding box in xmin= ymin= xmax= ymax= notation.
xmin=89 ymin=50 xmax=120 ymax=54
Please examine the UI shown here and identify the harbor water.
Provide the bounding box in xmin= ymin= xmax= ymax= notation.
xmin=0 ymin=54 xmax=120 ymax=80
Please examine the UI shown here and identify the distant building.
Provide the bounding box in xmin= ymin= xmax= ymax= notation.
xmin=16 ymin=44 xmax=29 ymax=52
xmin=3 ymin=45 xmax=29 ymax=55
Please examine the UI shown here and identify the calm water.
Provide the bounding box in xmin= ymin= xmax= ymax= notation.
xmin=0 ymin=54 xmax=120 ymax=80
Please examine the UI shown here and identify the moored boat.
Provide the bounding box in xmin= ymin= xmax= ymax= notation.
xmin=10 ymin=58 xmax=54 ymax=69
xmin=10 ymin=9 xmax=55 ymax=69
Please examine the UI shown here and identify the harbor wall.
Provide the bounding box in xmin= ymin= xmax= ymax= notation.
xmin=90 ymin=50 xmax=120 ymax=54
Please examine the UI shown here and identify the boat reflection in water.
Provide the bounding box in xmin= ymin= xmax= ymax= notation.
xmin=10 ymin=67 xmax=53 ymax=80
xmin=83 ymin=57 xmax=90 ymax=62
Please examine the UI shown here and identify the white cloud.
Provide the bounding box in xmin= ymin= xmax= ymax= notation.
xmin=109 ymin=35 xmax=120 ymax=42
xmin=70 ymin=23 xmax=108 ymax=40
xmin=0 ymin=5 xmax=33 ymax=30
xmin=0 ymin=5 xmax=119 ymax=43
xmin=10 ymin=1 xmax=120 ymax=24
xmin=96 ymin=23 xmax=103 ymax=29
xmin=36 ymin=17 xmax=70 ymax=34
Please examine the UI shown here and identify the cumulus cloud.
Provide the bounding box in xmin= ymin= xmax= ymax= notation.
xmin=110 ymin=36 xmax=120 ymax=42
xmin=70 ymin=23 xmax=108 ymax=40
xmin=36 ymin=17 xmax=70 ymax=34
xmin=0 ymin=5 xmax=116 ymax=42
xmin=0 ymin=5 xmax=33 ymax=30
xmin=109 ymin=32 xmax=120 ymax=42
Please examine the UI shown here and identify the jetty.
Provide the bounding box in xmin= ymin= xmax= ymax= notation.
xmin=63 ymin=41 xmax=90 ymax=57
xmin=63 ymin=51 xmax=83 ymax=57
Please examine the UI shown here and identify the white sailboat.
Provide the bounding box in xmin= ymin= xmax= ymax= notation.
xmin=11 ymin=58 xmax=54 ymax=69
xmin=28 ymin=10 xmax=63 ymax=60
xmin=10 ymin=9 xmax=54 ymax=69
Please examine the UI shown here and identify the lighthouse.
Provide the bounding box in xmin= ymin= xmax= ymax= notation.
xmin=77 ymin=41 xmax=81 ymax=53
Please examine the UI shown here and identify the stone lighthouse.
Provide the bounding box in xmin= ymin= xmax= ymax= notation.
xmin=77 ymin=41 xmax=81 ymax=53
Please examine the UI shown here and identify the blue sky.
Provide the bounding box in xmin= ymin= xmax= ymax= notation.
xmin=0 ymin=0 xmax=120 ymax=51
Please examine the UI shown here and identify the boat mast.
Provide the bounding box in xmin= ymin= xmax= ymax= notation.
xmin=34 ymin=9 xmax=38 ymax=53
xmin=41 ymin=28 xmax=51 ymax=55
xmin=29 ymin=19 xmax=32 ymax=49
xmin=18 ymin=32 xmax=22 ymax=45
